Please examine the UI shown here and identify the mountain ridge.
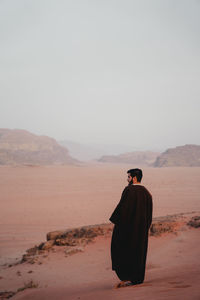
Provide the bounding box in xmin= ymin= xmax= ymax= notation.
xmin=0 ymin=128 xmax=77 ymax=165
xmin=98 ymin=151 xmax=160 ymax=166
xmin=154 ymin=144 xmax=200 ymax=167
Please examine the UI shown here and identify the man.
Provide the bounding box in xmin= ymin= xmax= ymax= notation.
xmin=110 ymin=168 xmax=152 ymax=288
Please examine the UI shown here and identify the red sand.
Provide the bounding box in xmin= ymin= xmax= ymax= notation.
xmin=1 ymin=224 xmax=200 ymax=300
xmin=0 ymin=165 xmax=200 ymax=299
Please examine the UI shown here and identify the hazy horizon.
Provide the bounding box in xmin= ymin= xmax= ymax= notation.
xmin=1 ymin=0 xmax=200 ymax=150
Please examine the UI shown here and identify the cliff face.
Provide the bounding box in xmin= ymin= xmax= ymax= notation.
xmin=154 ymin=144 xmax=200 ymax=167
xmin=0 ymin=129 xmax=77 ymax=165
xmin=98 ymin=151 xmax=160 ymax=166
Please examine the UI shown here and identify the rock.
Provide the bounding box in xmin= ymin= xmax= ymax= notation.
xmin=65 ymin=247 xmax=84 ymax=256
xmin=46 ymin=231 xmax=65 ymax=241
xmin=150 ymin=222 xmax=175 ymax=236
xmin=0 ymin=291 xmax=16 ymax=299
xmin=55 ymin=238 xmax=78 ymax=246
xmin=21 ymin=245 xmax=44 ymax=264
xmin=26 ymin=246 xmax=39 ymax=255
xmin=41 ymin=240 xmax=55 ymax=250
xmin=187 ymin=216 xmax=200 ymax=228
xmin=17 ymin=280 xmax=38 ymax=292
xmin=47 ymin=224 xmax=111 ymax=243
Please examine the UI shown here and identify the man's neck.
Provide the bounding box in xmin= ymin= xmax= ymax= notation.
xmin=134 ymin=181 xmax=141 ymax=185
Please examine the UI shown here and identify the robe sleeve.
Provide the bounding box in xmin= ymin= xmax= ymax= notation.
xmin=147 ymin=193 xmax=153 ymax=229
xmin=109 ymin=187 xmax=133 ymax=226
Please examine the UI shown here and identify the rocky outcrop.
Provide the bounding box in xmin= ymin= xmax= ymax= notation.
xmin=0 ymin=129 xmax=78 ymax=165
xmin=98 ymin=151 xmax=160 ymax=166
xmin=20 ymin=213 xmax=198 ymax=264
xmin=21 ymin=224 xmax=112 ymax=264
xmin=154 ymin=144 xmax=200 ymax=167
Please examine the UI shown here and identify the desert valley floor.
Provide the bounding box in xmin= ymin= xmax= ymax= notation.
xmin=0 ymin=165 xmax=200 ymax=299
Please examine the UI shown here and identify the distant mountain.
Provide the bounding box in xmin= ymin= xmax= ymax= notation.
xmin=60 ymin=140 xmax=140 ymax=161
xmin=59 ymin=140 xmax=105 ymax=161
xmin=154 ymin=144 xmax=200 ymax=167
xmin=98 ymin=151 xmax=160 ymax=166
xmin=0 ymin=129 xmax=77 ymax=165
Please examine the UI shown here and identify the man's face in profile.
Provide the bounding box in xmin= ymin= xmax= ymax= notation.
xmin=127 ymin=173 xmax=133 ymax=185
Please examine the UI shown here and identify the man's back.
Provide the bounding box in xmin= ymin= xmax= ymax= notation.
xmin=110 ymin=184 xmax=152 ymax=231
xmin=110 ymin=168 xmax=153 ymax=287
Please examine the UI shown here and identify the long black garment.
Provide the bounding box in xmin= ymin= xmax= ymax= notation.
xmin=110 ymin=184 xmax=152 ymax=284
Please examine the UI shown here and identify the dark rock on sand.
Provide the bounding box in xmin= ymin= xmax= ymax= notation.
xmin=187 ymin=216 xmax=200 ymax=228
xmin=0 ymin=291 xmax=16 ymax=299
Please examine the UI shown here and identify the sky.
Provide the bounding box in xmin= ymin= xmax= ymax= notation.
xmin=0 ymin=0 xmax=200 ymax=151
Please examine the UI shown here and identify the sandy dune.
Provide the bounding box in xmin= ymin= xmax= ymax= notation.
xmin=1 ymin=214 xmax=200 ymax=300
xmin=0 ymin=165 xmax=200 ymax=299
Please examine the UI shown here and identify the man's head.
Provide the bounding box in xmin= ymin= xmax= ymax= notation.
xmin=127 ymin=168 xmax=143 ymax=185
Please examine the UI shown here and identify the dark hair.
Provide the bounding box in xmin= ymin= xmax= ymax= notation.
xmin=127 ymin=168 xmax=143 ymax=182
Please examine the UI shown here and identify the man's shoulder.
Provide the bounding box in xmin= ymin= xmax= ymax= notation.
xmin=121 ymin=185 xmax=130 ymax=194
xmin=122 ymin=185 xmax=151 ymax=195
xmin=129 ymin=185 xmax=152 ymax=197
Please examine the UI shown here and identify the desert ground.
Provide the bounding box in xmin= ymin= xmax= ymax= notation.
xmin=0 ymin=165 xmax=200 ymax=299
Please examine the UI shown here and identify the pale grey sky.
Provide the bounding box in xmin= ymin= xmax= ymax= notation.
xmin=0 ymin=0 xmax=200 ymax=150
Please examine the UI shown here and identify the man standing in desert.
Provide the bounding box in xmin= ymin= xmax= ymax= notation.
xmin=110 ymin=168 xmax=153 ymax=288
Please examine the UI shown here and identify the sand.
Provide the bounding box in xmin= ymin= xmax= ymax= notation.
xmin=0 ymin=165 xmax=200 ymax=299
xmin=1 ymin=216 xmax=200 ymax=300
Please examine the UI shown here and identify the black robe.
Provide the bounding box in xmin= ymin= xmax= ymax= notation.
xmin=110 ymin=184 xmax=152 ymax=284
